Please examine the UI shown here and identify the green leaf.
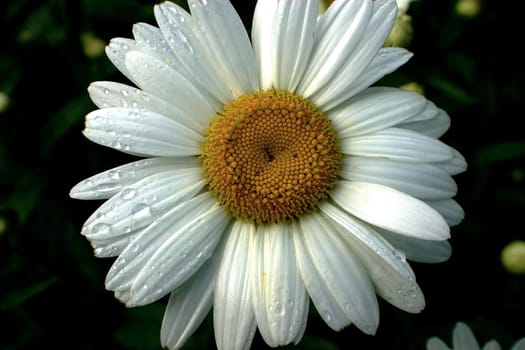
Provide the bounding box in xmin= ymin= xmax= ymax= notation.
xmin=473 ymin=141 xmax=525 ymax=167
xmin=0 ymin=276 xmax=59 ymax=311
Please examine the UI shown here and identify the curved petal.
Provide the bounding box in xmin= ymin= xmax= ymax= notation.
xmin=124 ymin=51 xmax=218 ymax=125
xmin=453 ymin=322 xmax=481 ymax=350
xmin=341 ymin=157 xmax=457 ymax=200
xmin=330 ymin=87 xmax=428 ymax=139
xmin=105 ymin=38 xmax=139 ymax=85
xmin=154 ymin=2 xmax=234 ymax=103
xmin=340 ymin=128 xmax=455 ymax=163
xmin=70 ymin=157 xmax=195 ymax=200
xmin=249 ymin=223 xmax=309 ymax=347
xmin=426 ymin=199 xmax=465 ymax=227
xmin=84 ymin=107 xmax=203 ymax=156
xmin=511 ymin=338 xmax=525 ymax=350
xmin=484 ymin=340 xmax=502 ymax=350
xmin=426 ymin=337 xmax=452 ymax=350
xmin=306 ymin=0 xmax=398 ymax=110
xmin=331 ymin=181 xmax=450 ymax=240
xmin=252 ymin=0 xmax=318 ymax=91
xmin=160 ymin=242 xmax=224 ymax=350
xmin=379 ymin=229 xmax=452 ymax=263
xmin=80 ymin=166 xmax=204 ymax=240
xmin=298 ymin=0 xmax=372 ymax=98
xmin=435 ymin=147 xmax=468 ymax=176
xmin=335 ymin=47 xmax=413 ymax=104
xmin=296 ymin=213 xmax=379 ymax=334
xmin=214 ymin=221 xmax=257 ymax=350
xmin=104 ymin=192 xmax=229 ymax=306
xmin=188 ymin=0 xmax=259 ymax=96
xmin=398 ymin=108 xmax=451 ymax=139
xmin=319 ymin=202 xmax=425 ymax=313
xmin=88 ymin=81 xmax=204 ymax=134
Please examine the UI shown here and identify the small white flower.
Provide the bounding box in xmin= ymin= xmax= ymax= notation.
xmin=427 ymin=322 xmax=525 ymax=350
xmin=71 ymin=1 xmax=466 ymax=349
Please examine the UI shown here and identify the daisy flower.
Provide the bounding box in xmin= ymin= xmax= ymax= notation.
xmin=70 ymin=0 xmax=466 ymax=349
xmin=427 ymin=322 xmax=525 ymax=350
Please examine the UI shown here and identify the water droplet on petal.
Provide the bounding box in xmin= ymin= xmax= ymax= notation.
xmin=103 ymin=88 xmax=111 ymax=95
xmin=322 ymin=311 xmax=332 ymax=322
xmin=108 ymin=171 xmax=121 ymax=180
xmin=174 ymin=28 xmax=194 ymax=54
xmin=92 ymin=223 xmax=111 ymax=235
xmin=121 ymin=188 xmax=136 ymax=200
xmin=131 ymin=203 xmax=153 ymax=220
xmin=120 ymin=42 xmax=129 ymax=50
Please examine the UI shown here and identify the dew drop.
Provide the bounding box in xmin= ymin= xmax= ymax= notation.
xmin=120 ymin=42 xmax=129 ymax=50
xmin=174 ymin=28 xmax=194 ymax=54
xmin=92 ymin=223 xmax=111 ymax=235
xmin=131 ymin=203 xmax=152 ymax=220
xmin=111 ymin=140 xmax=122 ymax=149
xmin=103 ymin=88 xmax=111 ymax=95
xmin=198 ymin=0 xmax=208 ymax=5
xmin=121 ymin=188 xmax=136 ymax=200
xmin=108 ymin=170 xmax=121 ymax=180
xmin=322 ymin=311 xmax=332 ymax=322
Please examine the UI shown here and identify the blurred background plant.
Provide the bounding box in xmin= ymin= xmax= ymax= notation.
xmin=0 ymin=0 xmax=523 ymax=349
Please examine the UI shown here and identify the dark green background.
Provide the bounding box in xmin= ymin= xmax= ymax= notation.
xmin=1 ymin=0 xmax=523 ymax=349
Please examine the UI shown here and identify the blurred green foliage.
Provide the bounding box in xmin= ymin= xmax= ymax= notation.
xmin=0 ymin=0 xmax=523 ymax=349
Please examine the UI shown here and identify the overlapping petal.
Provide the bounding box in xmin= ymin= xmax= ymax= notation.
xmin=331 ymin=181 xmax=450 ymax=240
xmin=249 ymin=224 xmax=309 ymax=347
xmin=84 ymin=107 xmax=203 ymax=156
xmin=214 ymin=221 xmax=257 ymax=350
xmin=252 ymin=0 xmax=318 ymax=91
xmin=294 ymin=213 xmax=379 ymax=334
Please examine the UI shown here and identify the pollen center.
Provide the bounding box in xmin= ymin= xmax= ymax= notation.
xmin=201 ymin=89 xmax=341 ymax=223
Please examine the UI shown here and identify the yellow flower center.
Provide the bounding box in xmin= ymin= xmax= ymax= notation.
xmin=201 ymin=89 xmax=341 ymax=223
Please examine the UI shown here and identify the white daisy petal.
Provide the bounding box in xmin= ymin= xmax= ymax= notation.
xmin=104 ymin=193 xmax=225 ymax=304
xmin=81 ymin=167 xmax=204 ymax=240
xmin=510 ymin=339 xmax=525 ymax=350
xmin=453 ymin=322 xmax=481 ymax=350
xmin=483 ymin=341 xmax=502 ymax=350
xmin=83 ymin=175 xmax=204 ymax=257
xmin=252 ymin=0 xmax=318 ymax=91
xmin=398 ymin=108 xmax=451 ymax=138
xmin=70 ymin=157 xmax=196 ymax=200
xmin=309 ymin=0 xmax=398 ymax=110
xmin=435 ymin=147 xmax=468 ymax=175
xmin=249 ymin=224 xmax=309 ymax=347
xmin=128 ymin=198 xmax=229 ymax=306
xmin=188 ymin=0 xmax=259 ymax=96
xmin=90 ymin=232 xmax=137 ymax=258
xmin=426 ymin=199 xmax=465 ymax=227
xmin=84 ymin=107 xmax=203 ymax=156
xmin=154 ymin=2 xmax=233 ymax=103
xmin=88 ymin=81 xmax=204 ymax=134
xmin=214 ymin=221 xmax=257 ymax=350
xmin=331 ymin=181 xmax=450 ymax=240
xmin=132 ymin=23 xmax=177 ymax=68
xmin=330 ymin=87 xmax=428 ymax=139
xmin=161 ymin=240 xmax=224 ymax=350
xmin=379 ymin=229 xmax=452 ymax=263
xmin=427 ymin=337 xmax=452 ymax=350
xmin=298 ymin=0 xmax=372 ymax=98
xmin=320 ymin=202 xmax=425 ymax=313
xmin=291 ymin=222 xmax=350 ymax=331
xmin=105 ymin=38 xmax=138 ymax=85
xmin=124 ymin=50 xmax=219 ymax=124
xmin=340 ymin=128 xmax=455 ymax=163
xmin=341 ymin=157 xmax=457 ymax=200
xmin=296 ymin=213 xmax=379 ymax=334
xmin=338 ymin=47 xmax=413 ymax=102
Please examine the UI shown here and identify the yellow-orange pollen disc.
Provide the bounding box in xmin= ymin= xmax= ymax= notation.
xmin=201 ymin=89 xmax=341 ymax=223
